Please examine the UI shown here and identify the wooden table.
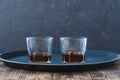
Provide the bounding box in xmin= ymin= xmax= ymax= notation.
xmin=0 ymin=60 xmax=120 ymax=80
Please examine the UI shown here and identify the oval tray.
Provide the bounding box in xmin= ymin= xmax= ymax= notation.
xmin=0 ymin=49 xmax=120 ymax=72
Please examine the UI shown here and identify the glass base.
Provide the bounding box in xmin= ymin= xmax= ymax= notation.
xmin=29 ymin=60 xmax=51 ymax=64
xmin=62 ymin=60 xmax=85 ymax=64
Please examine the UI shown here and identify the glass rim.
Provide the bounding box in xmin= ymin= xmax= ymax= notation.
xmin=60 ymin=36 xmax=87 ymax=40
xmin=26 ymin=36 xmax=53 ymax=40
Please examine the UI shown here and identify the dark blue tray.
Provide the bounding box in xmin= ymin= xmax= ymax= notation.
xmin=0 ymin=49 xmax=120 ymax=72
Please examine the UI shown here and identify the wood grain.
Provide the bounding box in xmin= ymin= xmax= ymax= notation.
xmin=0 ymin=61 xmax=120 ymax=80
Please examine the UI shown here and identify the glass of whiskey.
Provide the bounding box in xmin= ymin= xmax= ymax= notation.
xmin=26 ymin=37 xmax=53 ymax=63
xmin=60 ymin=37 xmax=87 ymax=63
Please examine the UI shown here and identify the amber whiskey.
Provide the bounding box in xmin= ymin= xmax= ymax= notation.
xmin=62 ymin=52 xmax=85 ymax=63
xmin=29 ymin=52 xmax=51 ymax=63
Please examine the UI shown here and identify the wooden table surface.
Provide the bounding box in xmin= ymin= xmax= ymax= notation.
xmin=0 ymin=60 xmax=120 ymax=80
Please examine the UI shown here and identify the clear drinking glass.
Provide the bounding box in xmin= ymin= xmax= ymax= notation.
xmin=26 ymin=37 xmax=53 ymax=63
xmin=60 ymin=37 xmax=87 ymax=63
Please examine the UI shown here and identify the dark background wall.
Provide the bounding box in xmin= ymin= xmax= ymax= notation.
xmin=0 ymin=0 xmax=120 ymax=53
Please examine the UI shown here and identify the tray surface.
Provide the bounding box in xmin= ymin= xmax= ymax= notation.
xmin=0 ymin=49 xmax=120 ymax=71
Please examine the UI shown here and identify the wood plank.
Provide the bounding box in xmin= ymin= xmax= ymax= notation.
xmin=53 ymin=72 xmax=92 ymax=80
xmin=89 ymin=69 xmax=109 ymax=80
xmin=53 ymin=73 xmax=75 ymax=80
xmin=0 ymin=61 xmax=120 ymax=80
xmin=73 ymin=72 xmax=92 ymax=80
xmin=99 ymin=66 xmax=120 ymax=80
xmin=5 ymin=71 xmax=53 ymax=80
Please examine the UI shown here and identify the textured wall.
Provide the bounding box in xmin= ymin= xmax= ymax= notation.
xmin=0 ymin=0 xmax=120 ymax=53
